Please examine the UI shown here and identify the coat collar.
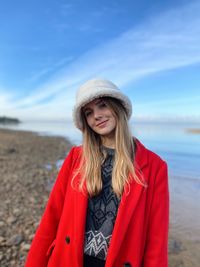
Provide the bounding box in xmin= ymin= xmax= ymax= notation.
xmin=134 ymin=137 xmax=149 ymax=170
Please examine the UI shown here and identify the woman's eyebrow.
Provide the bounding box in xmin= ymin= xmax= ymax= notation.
xmin=83 ymin=99 xmax=104 ymax=112
xmin=83 ymin=106 xmax=91 ymax=113
xmin=94 ymin=99 xmax=103 ymax=104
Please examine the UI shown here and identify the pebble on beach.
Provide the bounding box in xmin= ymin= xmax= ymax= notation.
xmin=0 ymin=129 xmax=72 ymax=267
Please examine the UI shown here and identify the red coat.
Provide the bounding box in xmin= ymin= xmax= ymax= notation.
xmin=25 ymin=139 xmax=169 ymax=267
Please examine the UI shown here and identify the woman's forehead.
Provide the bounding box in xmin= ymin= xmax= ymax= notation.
xmin=83 ymin=98 xmax=104 ymax=110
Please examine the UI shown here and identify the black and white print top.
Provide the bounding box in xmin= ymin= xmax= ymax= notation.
xmin=84 ymin=146 xmax=121 ymax=260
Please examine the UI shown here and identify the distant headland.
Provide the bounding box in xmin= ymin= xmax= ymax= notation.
xmin=186 ymin=128 xmax=200 ymax=134
xmin=0 ymin=116 xmax=21 ymax=124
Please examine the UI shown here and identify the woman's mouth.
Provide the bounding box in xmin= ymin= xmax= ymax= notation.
xmin=96 ymin=120 xmax=109 ymax=127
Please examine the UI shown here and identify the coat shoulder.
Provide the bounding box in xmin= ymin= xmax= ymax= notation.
xmin=64 ymin=145 xmax=82 ymax=167
xmin=147 ymin=147 xmax=167 ymax=167
xmin=71 ymin=145 xmax=82 ymax=157
xmin=134 ymin=138 xmax=167 ymax=170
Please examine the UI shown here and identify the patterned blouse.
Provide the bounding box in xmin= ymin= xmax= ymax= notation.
xmin=84 ymin=146 xmax=121 ymax=260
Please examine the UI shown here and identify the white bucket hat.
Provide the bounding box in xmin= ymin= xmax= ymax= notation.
xmin=72 ymin=79 xmax=132 ymax=130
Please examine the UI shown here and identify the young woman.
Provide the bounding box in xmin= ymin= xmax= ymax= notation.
xmin=25 ymin=79 xmax=169 ymax=267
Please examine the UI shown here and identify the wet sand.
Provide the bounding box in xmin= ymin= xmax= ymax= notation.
xmin=0 ymin=129 xmax=199 ymax=266
xmin=168 ymin=175 xmax=200 ymax=267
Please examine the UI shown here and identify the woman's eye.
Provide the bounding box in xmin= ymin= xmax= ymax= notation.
xmin=99 ymin=102 xmax=106 ymax=108
xmin=85 ymin=111 xmax=92 ymax=117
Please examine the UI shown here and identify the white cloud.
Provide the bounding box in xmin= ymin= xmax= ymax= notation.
xmin=2 ymin=0 xmax=200 ymax=120
xmin=29 ymin=56 xmax=73 ymax=83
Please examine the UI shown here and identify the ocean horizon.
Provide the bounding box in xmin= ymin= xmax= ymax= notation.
xmin=0 ymin=119 xmax=200 ymax=180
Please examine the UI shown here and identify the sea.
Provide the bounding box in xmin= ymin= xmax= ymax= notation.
xmin=1 ymin=120 xmax=200 ymax=237
xmin=1 ymin=120 xmax=199 ymax=180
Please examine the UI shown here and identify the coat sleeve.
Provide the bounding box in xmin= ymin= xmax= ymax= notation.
xmin=143 ymin=161 xmax=169 ymax=267
xmin=24 ymin=146 xmax=76 ymax=267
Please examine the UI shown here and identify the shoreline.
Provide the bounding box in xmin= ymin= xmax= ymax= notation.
xmin=0 ymin=128 xmax=199 ymax=266
xmin=169 ymin=175 xmax=200 ymax=267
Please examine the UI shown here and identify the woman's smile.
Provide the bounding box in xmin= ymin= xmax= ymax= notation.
xmin=96 ymin=119 xmax=109 ymax=127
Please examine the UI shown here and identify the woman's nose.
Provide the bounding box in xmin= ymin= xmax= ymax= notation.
xmin=93 ymin=108 xmax=102 ymax=119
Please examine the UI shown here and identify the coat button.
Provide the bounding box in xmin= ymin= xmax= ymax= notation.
xmin=65 ymin=236 xmax=70 ymax=244
xmin=123 ymin=263 xmax=131 ymax=267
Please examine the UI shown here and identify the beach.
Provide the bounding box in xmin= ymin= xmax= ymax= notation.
xmin=168 ymin=174 xmax=200 ymax=267
xmin=0 ymin=129 xmax=72 ymax=266
xmin=0 ymin=128 xmax=199 ymax=266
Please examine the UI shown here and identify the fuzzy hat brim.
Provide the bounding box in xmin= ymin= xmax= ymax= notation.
xmin=72 ymin=79 xmax=132 ymax=130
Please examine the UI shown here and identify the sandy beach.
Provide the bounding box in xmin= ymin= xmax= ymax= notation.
xmin=0 ymin=129 xmax=199 ymax=267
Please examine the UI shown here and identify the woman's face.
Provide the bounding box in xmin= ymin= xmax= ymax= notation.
xmin=82 ymin=98 xmax=117 ymax=140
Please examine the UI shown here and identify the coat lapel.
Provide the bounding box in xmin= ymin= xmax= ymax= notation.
xmin=73 ymin=174 xmax=88 ymax=267
xmin=106 ymin=139 xmax=148 ymax=267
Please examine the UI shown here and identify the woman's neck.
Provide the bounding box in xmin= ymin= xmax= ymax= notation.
xmin=101 ymin=138 xmax=115 ymax=149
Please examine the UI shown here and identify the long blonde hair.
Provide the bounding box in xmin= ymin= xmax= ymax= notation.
xmin=72 ymin=97 xmax=147 ymax=198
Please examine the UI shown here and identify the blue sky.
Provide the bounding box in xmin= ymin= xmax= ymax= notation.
xmin=0 ymin=0 xmax=200 ymax=122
